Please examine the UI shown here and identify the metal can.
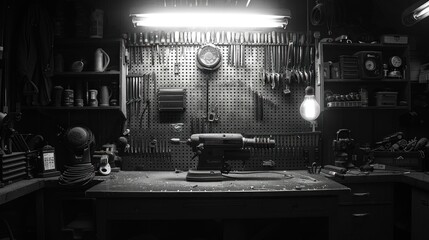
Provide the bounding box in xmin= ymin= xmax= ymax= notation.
xmin=62 ymin=89 xmax=74 ymax=107
xmin=360 ymin=88 xmax=368 ymax=107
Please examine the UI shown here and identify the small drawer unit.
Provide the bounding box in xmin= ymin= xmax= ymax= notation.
xmin=335 ymin=182 xmax=394 ymax=240
xmin=157 ymin=88 xmax=186 ymax=111
xmin=375 ymin=91 xmax=398 ymax=107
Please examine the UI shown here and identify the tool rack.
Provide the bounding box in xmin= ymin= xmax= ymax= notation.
xmin=122 ymin=30 xmax=321 ymax=171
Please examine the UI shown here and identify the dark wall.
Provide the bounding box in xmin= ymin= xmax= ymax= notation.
xmin=3 ymin=0 xmax=429 ymax=168
xmin=307 ymin=0 xmax=429 ymax=57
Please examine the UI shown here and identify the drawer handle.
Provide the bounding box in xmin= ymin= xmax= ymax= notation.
xmin=352 ymin=192 xmax=370 ymax=197
xmin=352 ymin=213 xmax=370 ymax=218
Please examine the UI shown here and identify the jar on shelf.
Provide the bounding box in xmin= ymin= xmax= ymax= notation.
xmin=360 ymin=88 xmax=368 ymax=107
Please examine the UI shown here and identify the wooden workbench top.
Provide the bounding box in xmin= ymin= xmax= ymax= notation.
xmin=0 ymin=178 xmax=45 ymax=205
xmin=85 ymin=170 xmax=350 ymax=198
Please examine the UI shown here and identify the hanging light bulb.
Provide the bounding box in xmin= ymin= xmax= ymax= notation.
xmin=300 ymin=86 xmax=320 ymax=122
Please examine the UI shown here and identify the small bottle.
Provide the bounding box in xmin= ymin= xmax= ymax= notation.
xmin=360 ymin=88 xmax=368 ymax=107
xmin=383 ymin=64 xmax=388 ymax=78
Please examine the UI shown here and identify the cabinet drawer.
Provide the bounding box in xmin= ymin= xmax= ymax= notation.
xmin=338 ymin=205 xmax=393 ymax=240
xmin=339 ymin=183 xmax=393 ymax=204
xmin=411 ymin=188 xmax=429 ymax=240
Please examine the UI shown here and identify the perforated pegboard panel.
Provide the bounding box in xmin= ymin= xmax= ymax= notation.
xmin=122 ymin=37 xmax=316 ymax=171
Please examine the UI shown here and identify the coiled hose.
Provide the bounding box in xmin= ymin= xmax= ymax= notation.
xmin=58 ymin=163 xmax=95 ymax=186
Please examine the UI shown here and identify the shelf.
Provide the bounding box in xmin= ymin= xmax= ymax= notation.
xmin=22 ymin=106 xmax=121 ymax=111
xmin=321 ymin=42 xmax=408 ymax=49
xmin=127 ymin=43 xmax=298 ymax=47
xmin=324 ymin=78 xmax=408 ymax=83
xmin=53 ymin=71 xmax=120 ymax=77
xmin=55 ymin=38 xmax=123 ymax=46
xmin=324 ymin=106 xmax=409 ymax=111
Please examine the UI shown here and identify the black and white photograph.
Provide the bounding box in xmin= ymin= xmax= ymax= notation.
xmin=0 ymin=0 xmax=429 ymax=239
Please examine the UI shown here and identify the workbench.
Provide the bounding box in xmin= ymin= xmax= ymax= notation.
xmin=2 ymin=169 xmax=428 ymax=240
xmin=85 ymin=170 xmax=350 ymax=240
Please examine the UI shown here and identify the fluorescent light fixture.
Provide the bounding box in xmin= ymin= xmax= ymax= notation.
xmin=130 ymin=12 xmax=290 ymax=29
xmin=402 ymin=0 xmax=429 ymax=26
xmin=413 ymin=1 xmax=429 ymax=20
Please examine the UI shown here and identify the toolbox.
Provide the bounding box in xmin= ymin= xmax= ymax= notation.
xmin=380 ymin=35 xmax=408 ymax=45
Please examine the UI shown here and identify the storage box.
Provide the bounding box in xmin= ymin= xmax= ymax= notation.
xmin=373 ymin=151 xmax=424 ymax=171
xmin=381 ymin=35 xmax=408 ymax=45
xmin=375 ymin=91 xmax=398 ymax=107
xmin=158 ymin=88 xmax=186 ymax=111
xmin=339 ymin=55 xmax=359 ymax=79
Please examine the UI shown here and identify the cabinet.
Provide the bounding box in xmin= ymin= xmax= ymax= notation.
xmin=23 ymin=38 xmax=127 ymax=118
xmin=411 ymin=188 xmax=429 ymax=240
xmin=315 ymin=42 xmax=411 ymax=166
xmin=336 ymin=182 xmax=394 ymax=240
xmin=44 ymin=181 xmax=101 ymax=240
xmin=315 ymin=42 xmax=411 ymax=111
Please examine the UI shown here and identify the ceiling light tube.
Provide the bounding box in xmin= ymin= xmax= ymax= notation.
xmin=402 ymin=0 xmax=429 ymax=26
xmin=413 ymin=1 xmax=429 ymax=20
xmin=130 ymin=12 xmax=290 ymax=29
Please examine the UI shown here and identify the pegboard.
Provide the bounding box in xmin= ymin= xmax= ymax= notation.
xmin=122 ymin=38 xmax=317 ymax=171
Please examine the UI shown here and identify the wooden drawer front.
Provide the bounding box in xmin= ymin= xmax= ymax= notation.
xmin=106 ymin=197 xmax=336 ymax=220
xmin=338 ymin=205 xmax=393 ymax=240
xmin=340 ymin=183 xmax=393 ymax=204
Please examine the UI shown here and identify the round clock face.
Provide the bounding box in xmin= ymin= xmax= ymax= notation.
xmin=390 ymin=56 xmax=402 ymax=68
xmin=365 ymin=59 xmax=376 ymax=71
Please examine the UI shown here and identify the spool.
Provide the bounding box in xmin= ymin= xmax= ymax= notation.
xmin=62 ymin=89 xmax=74 ymax=107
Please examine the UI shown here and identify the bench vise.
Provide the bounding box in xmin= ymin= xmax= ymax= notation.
xmin=171 ymin=133 xmax=275 ymax=181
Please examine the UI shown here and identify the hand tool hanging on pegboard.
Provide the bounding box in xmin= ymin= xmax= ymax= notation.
xmin=126 ymin=76 xmax=131 ymax=128
xmin=136 ymin=75 xmax=142 ymax=127
xmin=284 ymin=39 xmax=293 ymax=94
xmin=132 ymin=33 xmax=137 ymax=65
xmin=145 ymin=72 xmax=151 ymax=128
xmin=133 ymin=76 xmax=138 ymax=125
xmin=139 ymin=73 xmax=147 ymax=128
xmin=174 ymin=31 xmax=180 ymax=75
xmin=125 ymin=33 xmax=131 ymax=69
xmin=149 ymin=32 xmax=155 ymax=66
xmin=134 ymin=33 xmax=139 ymax=64
xmin=253 ymin=89 xmax=264 ymax=122
xmin=150 ymin=71 xmax=157 ymax=128
xmin=138 ymin=32 xmax=144 ymax=64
